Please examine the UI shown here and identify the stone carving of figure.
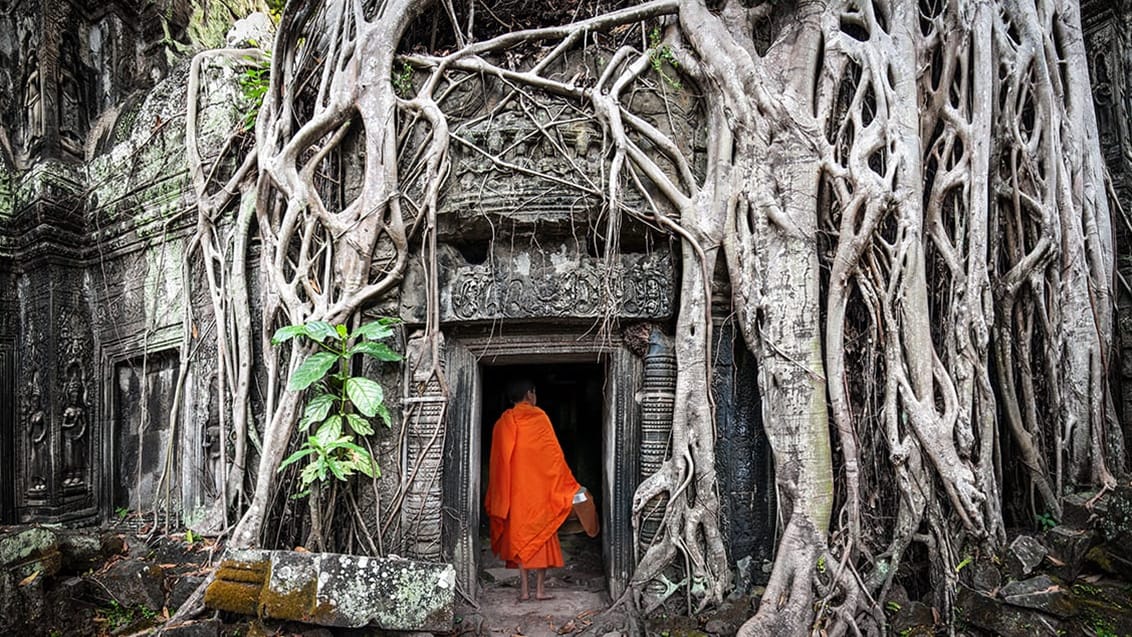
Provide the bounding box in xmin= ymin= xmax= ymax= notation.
xmin=1092 ymin=51 xmax=1116 ymax=148
xmin=58 ymin=35 xmax=86 ymax=152
xmin=201 ymin=374 xmax=222 ymax=496
xmin=23 ymin=54 xmax=42 ymax=151
xmin=60 ymin=363 xmax=88 ymax=489
xmin=25 ymin=372 xmax=48 ymax=495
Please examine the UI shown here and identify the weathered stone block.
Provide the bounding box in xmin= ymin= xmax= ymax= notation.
xmin=168 ymin=574 xmax=207 ymax=613
xmin=205 ymin=549 xmax=455 ymax=631
xmin=1044 ymin=525 xmax=1097 ymax=582
xmin=91 ymin=558 xmax=167 ymax=610
xmin=1000 ymin=575 xmax=1076 ymax=618
xmin=1006 ymin=534 xmax=1048 ymax=579
xmin=57 ymin=530 xmax=127 ymax=572
xmin=0 ymin=527 xmax=62 ymax=581
xmin=160 ymin=618 xmax=222 ymax=637
xmin=889 ymin=600 xmax=936 ymax=635
xmin=957 ymin=587 xmax=1063 ymax=636
xmin=968 ymin=561 xmax=1002 ymax=594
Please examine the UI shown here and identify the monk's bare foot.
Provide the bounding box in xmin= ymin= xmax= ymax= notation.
xmin=518 ymin=594 xmax=531 ymax=602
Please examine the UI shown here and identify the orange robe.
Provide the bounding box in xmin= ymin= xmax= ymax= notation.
xmin=485 ymin=403 xmax=579 ymax=569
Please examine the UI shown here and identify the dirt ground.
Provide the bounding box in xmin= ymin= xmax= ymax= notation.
xmin=452 ymin=533 xmax=630 ymax=637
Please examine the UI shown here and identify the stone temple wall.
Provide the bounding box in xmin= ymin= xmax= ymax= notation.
xmin=0 ymin=50 xmax=237 ymax=524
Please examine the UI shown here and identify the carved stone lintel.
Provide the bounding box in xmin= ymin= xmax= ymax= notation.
xmin=401 ymin=244 xmax=674 ymax=324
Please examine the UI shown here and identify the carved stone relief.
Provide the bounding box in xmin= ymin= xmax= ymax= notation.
xmin=0 ymin=339 xmax=14 ymax=523
xmin=17 ymin=274 xmax=51 ymax=510
xmin=60 ymin=360 xmax=89 ymax=490
xmin=401 ymin=332 xmax=447 ymax=562
xmin=402 ymin=243 xmax=674 ymax=324
xmin=13 ymin=262 xmax=97 ymax=521
xmin=637 ymin=328 xmax=675 ymax=554
xmin=22 ymin=368 xmax=48 ymax=498
xmin=58 ymin=299 xmax=94 ymax=495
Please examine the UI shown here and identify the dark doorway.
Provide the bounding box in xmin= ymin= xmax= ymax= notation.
xmin=112 ymin=350 xmax=180 ymax=512
xmin=479 ymin=362 xmax=607 ymax=593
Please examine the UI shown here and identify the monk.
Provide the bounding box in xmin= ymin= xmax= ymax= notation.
xmin=485 ymin=379 xmax=580 ymax=601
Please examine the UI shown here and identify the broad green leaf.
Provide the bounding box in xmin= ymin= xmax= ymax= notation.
xmin=339 ymin=441 xmax=369 ymax=456
xmin=304 ymin=320 xmax=338 ymax=343
xmin=288 ymin=352 xmax=338 ymax=391
xmin=326 ymin=457 xmax=347 ymax=481
xmin=376 ymin=403 xmax=392 ymax=428
xmin=300 ymin=393 xmax=336 ymax=431
xmin=346 ymin=413 xmax=374 ymax=436
xmin=278 ymin=447 xmax=315 ymax=471
xmin=335 ymin=324 xmax=349 ymax=338
xmin=323 ymin=435 xmax=357 ymax=451
xmin=348 ymin=450 xmax=377 ymax=479
xmin=300 ymin=462 xmax=321 ymax=486
xmin=271 ymin=324 xmax=307 ymax=345
xmin=345 ymin=377 xmax=384 ymax=417
xmin=350 ymin=341 xmax=402 ymax=362
xmin=352 ymin=321 xmax=394 ymax=341
xmin=316 ymin=415 xmax=343 ymax=443
xmin=354 ymin=454 xmax=375 ymax=478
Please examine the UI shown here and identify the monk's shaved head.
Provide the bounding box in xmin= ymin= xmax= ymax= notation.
xmin=506 ymin=378 xmax=535 ymax=404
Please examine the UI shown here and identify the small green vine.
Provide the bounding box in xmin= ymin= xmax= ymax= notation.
xmin=238 ymin=54 xmax=271 ymax=130
xmin=393 ymin=61 xmax=414 ymax=97
xmin=273 ymin=318 xmax=402 ymax=497
xmin=648 ymin=27 xmax=683 ymax=91
xmin=1035 ymin=511 xmax=1058 ymax=531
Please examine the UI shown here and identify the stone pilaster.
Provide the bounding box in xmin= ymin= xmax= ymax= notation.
xmin=637 ymin=328 xmax=674 ymax=553
xmin=402 ymin=333 xmax=447 ymax=561
xmin=11 ymin=159 xmax=96 ymax=523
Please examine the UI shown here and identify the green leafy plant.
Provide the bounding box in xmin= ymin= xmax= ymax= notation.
xmin=393 ymin=61 xmax=414 ymax=97
xmin=238 ymin=54 xmax=271 ymax=130
xmin=1036 ymin=511 xmax=1058 ymax=531
xmin=648 ymin=27 xmax=683 ymax=91
xmin=1090 ymin=616 xmax=1117 ymax=637
xmin=273 ymin=318 xmax=402 ymax=497
xmin=99 ymin=601 xmax=135 ymax=630
xmin=954 ymin=555 xmax=973 ymax=572
xmin=184 ymin=528 xmax=197 ymax=544
xmin=114 ymin=506 xmax=129 ymax=520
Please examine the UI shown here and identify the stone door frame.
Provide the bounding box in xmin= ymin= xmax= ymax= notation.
xmin=98 ymin=327 xmax=183 ymax=522
xmin=442 ymin=328 xmax=641 ymax=600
